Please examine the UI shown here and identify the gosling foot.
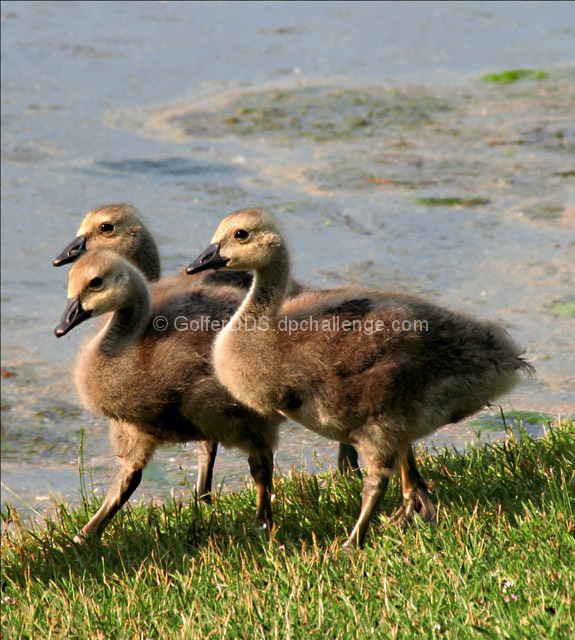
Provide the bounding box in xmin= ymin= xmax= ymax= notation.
xmin=198 ymin=492 xmax=213 ymax=505
xmin=72 ymin=528 xmax=93 ymax=545
xmin=340 ymin=535 xmax=362 ymax=554
xmin=391 ymin=482 xmax=437 ymax=526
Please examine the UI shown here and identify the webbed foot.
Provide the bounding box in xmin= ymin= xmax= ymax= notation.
xmin=391 ymin=481 xmax=436 ymax=526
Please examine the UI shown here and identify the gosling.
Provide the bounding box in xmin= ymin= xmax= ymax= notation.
xmin=55 ymin=249 xmax=281 ymax=539
xmin=188 ymin=208 xmax=534 ymax=548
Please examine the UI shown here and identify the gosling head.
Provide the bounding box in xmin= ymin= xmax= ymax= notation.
xmin=187 ymin=208 xmax=283 ymax=275
xmin=55 ymin=250 xmax=137 ymax=337
xmin=53 ymin=203 xmax=144 ymax=267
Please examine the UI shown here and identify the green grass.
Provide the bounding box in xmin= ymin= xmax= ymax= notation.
xmin=481 ymin=70 xmax=549 ymax=85
xmin=2 ymin=419 xmax=574 ymax=639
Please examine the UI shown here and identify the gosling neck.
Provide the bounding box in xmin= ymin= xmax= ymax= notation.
xmin=98 ymin=276 xmax=151 ymax=356
xmin=134 ymin=224 xmax=162 ymax=282
xmin=242 ymin=245 xmax=291 ymax=321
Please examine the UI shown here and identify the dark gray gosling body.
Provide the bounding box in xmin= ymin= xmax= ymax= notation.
xmin=188 ymin=208 xmax=534 ymax=548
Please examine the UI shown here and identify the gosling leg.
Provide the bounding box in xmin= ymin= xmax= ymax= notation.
xmin=342 ymin=464 xmax=390 ymax=549
xmin=337 ymin=443 xmax=362 ymax=479
xmin=75 ymin=465 xmax=143 ymax=541
xmin=75 ymin=420 xmax=156 ymax=542
xmin=247 ymin=447 xmax=274 ymax=528
xmin=196 ymin=440 xmax=218 ymax=504
xmin=392 ymin=448 xmax=436 ymax=525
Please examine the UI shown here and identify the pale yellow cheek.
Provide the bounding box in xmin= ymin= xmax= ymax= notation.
xmin=260 ymin=232 xmax=280 ymax=247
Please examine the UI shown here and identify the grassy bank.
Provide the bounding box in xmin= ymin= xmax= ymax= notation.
xmin=2 ymin=419 xmax=574 ymax=640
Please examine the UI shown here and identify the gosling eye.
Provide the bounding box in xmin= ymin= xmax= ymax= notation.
xmin=234 ymin=229 xmax=249 ymax=241
xmin=89 ymin=277 xmax=103 ymax=289
xmin=99 ymin=222 xmax=114 ymax=233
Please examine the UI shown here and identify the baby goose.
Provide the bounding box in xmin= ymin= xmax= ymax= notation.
xmin=55 ymin=249 xmax=281 ymax=539
xmin=188 ymin=208 xmax=534 ymax=548
xmin=53 ymin=203 xmax=359 ymax=495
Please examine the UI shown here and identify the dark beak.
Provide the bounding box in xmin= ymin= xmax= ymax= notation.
xmin=53 ymin=235 xmax=87 ymax=267
xmin=186 ymin=243 xmax=229 ymax=275
xmin=54 ymin=298 xmax=93 ymax=337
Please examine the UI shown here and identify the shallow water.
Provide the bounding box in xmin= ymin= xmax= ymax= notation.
xmin=2 ymin=1 xmax=574 ymax=521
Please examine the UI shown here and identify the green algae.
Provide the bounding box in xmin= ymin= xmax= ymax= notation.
xmin=416 ymin=197 xmax=491 ymax=207
xmin=171 ymin=86 xmax=451 ymax=143
xmin=481 ymin=69 xmax=549 ymax=85
xmin=548 ymin=301 xmax=575 ymax=318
